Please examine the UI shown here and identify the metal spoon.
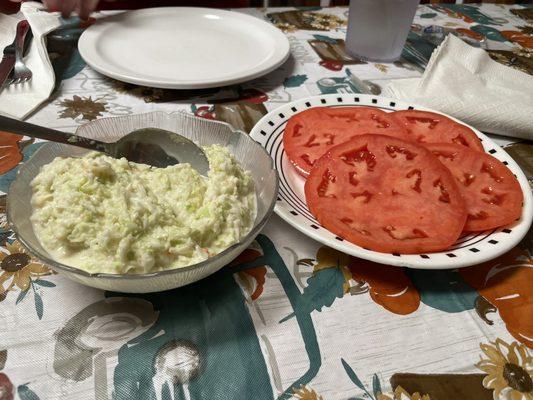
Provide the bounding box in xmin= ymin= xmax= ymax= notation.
xmin=0 ymin=115 xmax=209 ymax=174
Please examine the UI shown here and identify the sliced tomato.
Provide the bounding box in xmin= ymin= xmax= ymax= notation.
xmin=284 ymin=106 xmax=410 ymax=177
xmin=427 ymin=143 xmax=523 ymax=232
xmin=393 ymin=110 xmax=484 ymax=152
xmin=305 ymin=135 xmax=467 ymax=254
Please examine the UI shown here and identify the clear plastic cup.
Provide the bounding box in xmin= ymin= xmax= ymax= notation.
xmin=345 ymin=0 xmax=420 ymax=62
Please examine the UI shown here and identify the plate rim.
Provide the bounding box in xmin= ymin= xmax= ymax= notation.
xmin=250 ymin=93 xmax=533 ymax=269
xmin=78 ymin=7 xmax=291 ymax=89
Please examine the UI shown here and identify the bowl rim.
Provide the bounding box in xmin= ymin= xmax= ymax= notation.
xmin=7 ymin=112 xmax=279 ymax=280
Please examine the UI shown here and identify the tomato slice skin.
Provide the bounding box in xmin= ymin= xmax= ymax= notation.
xmin=284 ymin=106 xmax=410 ymax=177
xmin=393 ymin=110 xmax=484 ymax=152
xmin=305 ymin=135 xmax=467 ymax=254
xmin=427 ymin=143 xmax=523 ymax=232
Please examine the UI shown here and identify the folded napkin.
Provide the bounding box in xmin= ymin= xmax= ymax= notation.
xmin=384 ymin=34 xmax=533 ymax=141
xmin=0 ymin=2 xmax=62 ymax=120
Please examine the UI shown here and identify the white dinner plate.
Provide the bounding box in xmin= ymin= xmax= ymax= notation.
xmin=250 ymin=94 xmax=533 ymax=269
xmin=78 ymin=8 xmax=290 ymax=89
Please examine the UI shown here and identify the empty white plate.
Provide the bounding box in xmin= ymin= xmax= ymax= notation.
xmin=78 ymin=8 xmax=290 ymax=89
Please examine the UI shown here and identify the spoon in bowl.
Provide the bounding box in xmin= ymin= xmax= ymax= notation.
xmin=0 ymin=115 xmax=210 ymax=174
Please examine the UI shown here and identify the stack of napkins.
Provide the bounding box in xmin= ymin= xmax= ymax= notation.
xmin=385 ymin=34 xmax=533 ymax=140
xmin=0 ymin=2 xmax=61 ymax=120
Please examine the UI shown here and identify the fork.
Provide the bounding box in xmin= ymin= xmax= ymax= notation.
xmin=10 ymin=20 xmax=31 ymax=85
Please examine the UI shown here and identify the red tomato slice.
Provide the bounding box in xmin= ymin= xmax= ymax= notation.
xmin=427 ymin=143 xmax=523 ymax=232
xmin=305 ymin=135 xmax=467 ymax=254
xmin=393 ymin=110 xmax=484 ymax=152
xmin=284 ymin=106 xmax=410 ymax=177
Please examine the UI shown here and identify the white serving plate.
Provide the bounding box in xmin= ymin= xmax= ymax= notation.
xmin=249 ymin=94 xmax=533 ymax=269
xmin=78 ymin=7 xmax=290 ymax=89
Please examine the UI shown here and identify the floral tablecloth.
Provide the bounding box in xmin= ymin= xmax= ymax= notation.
xmin=1 ymin=3 xmax=532 ymax=400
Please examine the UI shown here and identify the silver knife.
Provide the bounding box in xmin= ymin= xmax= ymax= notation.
xmin=0 ymin=21 xmax=30 ymax=89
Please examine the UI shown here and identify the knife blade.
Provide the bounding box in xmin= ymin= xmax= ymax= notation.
xmin=0 ymin=46 xmax=15 ymax=90
xmin=0 ymin=21 xmax=29 ymax=89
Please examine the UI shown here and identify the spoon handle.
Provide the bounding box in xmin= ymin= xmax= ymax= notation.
xmin=0 ymin=115 xmax=109 ymax=152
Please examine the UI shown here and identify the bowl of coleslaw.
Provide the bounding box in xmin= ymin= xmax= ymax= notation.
xmin=7 ymin=112 xmax=278 ymax=293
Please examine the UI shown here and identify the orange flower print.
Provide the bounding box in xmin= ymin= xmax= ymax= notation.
xmin=348 ymin=258 xmax=420 ymax=315
xmin=0 ymin=132 xmax=24 ymax=175
xmin=459 ymin=247 xmax=533 ymax=348
xmin=231 ymin=245 xmax=267 ymax=301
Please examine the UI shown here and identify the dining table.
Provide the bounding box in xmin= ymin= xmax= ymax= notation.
xmin=0 ymin=3 xmax=532 ymax=400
